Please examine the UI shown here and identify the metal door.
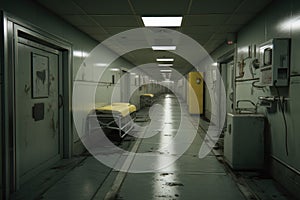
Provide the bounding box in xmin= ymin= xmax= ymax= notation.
xmin=226 ymin=62 xmax=234 ymax=113
xmin=121 ymin=70 xmax=130 ymax=102
xmin=15 ymin=38 xmax=61 ymax=186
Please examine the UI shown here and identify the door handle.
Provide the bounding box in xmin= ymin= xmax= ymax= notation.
xmin=58 ymin=94 xmax=63 ymax=109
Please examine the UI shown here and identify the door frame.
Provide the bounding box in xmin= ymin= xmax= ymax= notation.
xmin=1 ymin=11 xmax=73 ymax=198
xmin=217 ymin=49 xmax=235 ymax=128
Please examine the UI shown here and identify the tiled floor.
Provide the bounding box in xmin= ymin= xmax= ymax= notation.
xmin=114 ymin=94 xmax=244 ymax=200
xmin=13 ymin=94 xmax=293 ymax=200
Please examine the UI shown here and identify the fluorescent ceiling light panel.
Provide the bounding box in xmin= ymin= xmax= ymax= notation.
xmin=142 ymin=16 xmax=183 ymax=27
xmin=158 ymin=64 xmax=173 ymax=67
xmin=152 ymin=46 xmax=176 ymax=51
xmin=160 ymin=70 xmax=172 ymax=73
xmin=156 ymin=58 xmax=174 ymax=62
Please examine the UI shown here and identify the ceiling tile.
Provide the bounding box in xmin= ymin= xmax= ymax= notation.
xmin=105 ymin=27 xmax=138 ymax=35
xmin=130 ymin=0 xmax=189 ymax=15
xmin=226 ymin=14 xmax=256 ymax=25
xmin=90 ymin=34 xmax=110 ymax=42
xmin=91 ymin=15 xmax=140 ymax=27
xmin=209 ymin=33 xmax=227 ymax=40
xmin=183 ymin=14 xmax=230 ymax=26
xmin=186 ymin=32 xmax=213 ymax=39
xmin=182 ymin=26 xmax=219 ymax=34
xmin=37 ymin=0 xmax=85 ymax=15
xmin=62 ymin=15 xmax=98 ymax=26
xmin=189 ymin=0 xmax=244 ymax=14
xmin=72 ymin=0 xmax=133 ymax=15
xmin=204 ymin=40 xmax=226 ymax=53
xmin=77 ymin=26 xmax=107 ymax=34
xmin=36 ymin=0 xmax=273 ymax=62
xmin=219 ymin=25 xmax=243 ymax=32
xmin=236 ymin=0 xmax=273 ymax=13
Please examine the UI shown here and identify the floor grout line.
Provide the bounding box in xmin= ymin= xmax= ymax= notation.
xmin=102 ymin=134 xmax=144 ymax=200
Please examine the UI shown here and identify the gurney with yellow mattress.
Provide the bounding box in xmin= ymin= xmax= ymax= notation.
xmin=140 ymin=93 xmax=155 ymax=107
xmin=87 ymin=103 xmax=136 ymax=138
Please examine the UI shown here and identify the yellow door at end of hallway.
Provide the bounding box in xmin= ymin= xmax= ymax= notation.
xmin=188 ymin=72 xmax=204 ymax=114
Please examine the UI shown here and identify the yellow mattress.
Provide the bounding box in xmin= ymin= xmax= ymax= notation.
xmin=128 ymin=105 xmax=137 ymax=113
xmin=112 ymin=103 xmax=136 ymax=113
xmin=141 ymin=93 xmax=154 ymax=98
xmin=96 ymin=103 xmax=136 ymax=117
xmin=112 ymin=103 xmax=130 ymax=106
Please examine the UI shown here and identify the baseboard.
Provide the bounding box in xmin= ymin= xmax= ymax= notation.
xmin=270 ymin=157 xmax=300 ymax=199
xmin=72 ymin=139 xmax=86 ymax=156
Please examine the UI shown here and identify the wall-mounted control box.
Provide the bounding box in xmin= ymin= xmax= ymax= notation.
xmin=259 ymin=38 xmax=290 ymax=87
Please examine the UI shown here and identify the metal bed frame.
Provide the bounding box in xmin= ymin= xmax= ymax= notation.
xmin=86 ymin=110 xmax=136 ymax=138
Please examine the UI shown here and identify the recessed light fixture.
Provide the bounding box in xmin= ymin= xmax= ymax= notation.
xmin=156 ymin=58 xmax=174 ymax=62
xmin=142 ymin=16 xmax=183 ymax=27
xmin=152 ymin=46 xmax=176 ymax=51
xmin=160 ymin=70 xmax=172 ymax=73
xmin=158 ymin=64 xmax=173 ymax=67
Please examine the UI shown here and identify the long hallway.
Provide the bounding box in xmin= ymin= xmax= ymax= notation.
xmin=113 ymin=94 xmax=244 ymax=200
xmin=13 ymin=94 xmax=290 ymax=200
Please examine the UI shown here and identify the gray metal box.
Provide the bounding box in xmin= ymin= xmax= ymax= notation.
xmin=259 ymin=38 xmax=290 ymax=86
xmin=224 ymin=113 xmax=265 ymax=170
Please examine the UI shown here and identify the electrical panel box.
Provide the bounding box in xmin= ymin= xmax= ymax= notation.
xmin=259 ymin=38 xmax=290 ymax=86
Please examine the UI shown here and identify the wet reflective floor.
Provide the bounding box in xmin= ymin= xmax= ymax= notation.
xmin=13 ymin=94 xmax=292 ymax=200
xmin=115 ymin=94 xmax=244 ymax=200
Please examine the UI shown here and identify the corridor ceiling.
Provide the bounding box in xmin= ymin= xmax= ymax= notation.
xmin=36 ymin=0 xmax=273 ymax=76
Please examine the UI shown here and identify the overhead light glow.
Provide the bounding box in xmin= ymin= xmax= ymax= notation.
xmin=110 ymin=68 xmax=120 ymax=72
xmin=160 ymin=70 xmax=172 ymax=72
xmin=212 ymin=62 xmax=218 ymax=67
xmin=142 ymin=16 xmax=183 ymax=27
xmin=94 ymin=63 xmax=108 ymax=67
xmin=278 ymin=16 xmax=300 ymax=31
xmin=156 ymin=58 xmax=174 ymax=62
xmin=73 ymin=51 xmax=89 ymax=58
xmin=158 ymin=64 xmax=173 ymax=67
xmin=152 ymin=46 xmax=176 ymax=51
